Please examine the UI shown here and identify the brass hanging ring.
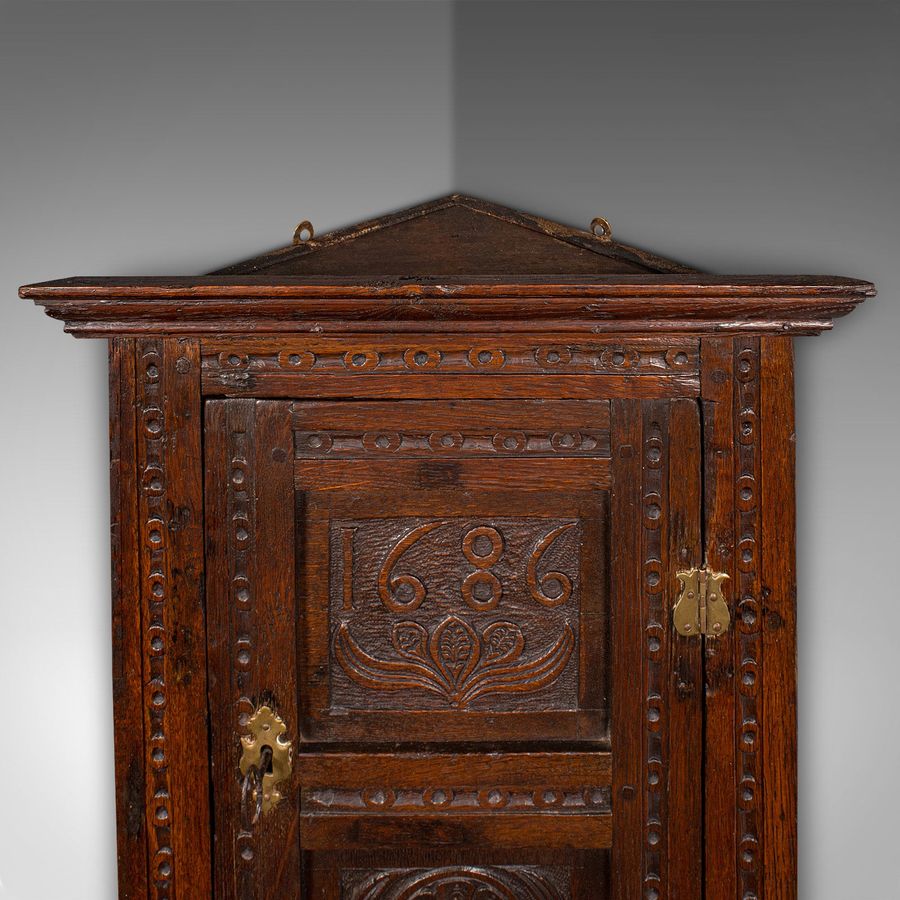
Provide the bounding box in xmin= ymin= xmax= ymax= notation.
xmin=590 ymin=216 xmax=612 ymax=241
xmin=293 ymin=220 xmax=315 ymax=244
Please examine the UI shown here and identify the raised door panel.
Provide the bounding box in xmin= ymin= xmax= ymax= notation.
xmin=298 ymin=466 xmax=607 ymax=745
xmin=205 ymin=397 xmax=701 ymax=900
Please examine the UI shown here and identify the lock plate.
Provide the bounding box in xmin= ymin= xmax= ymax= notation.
xmin=674 ymin=567 xmax=731 ymax=637
xmin=239 ymin=705 xmax=292 ymax=816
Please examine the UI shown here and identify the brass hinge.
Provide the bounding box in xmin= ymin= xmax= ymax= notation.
xmin=673 ymin=566 xmax=731 ymax=637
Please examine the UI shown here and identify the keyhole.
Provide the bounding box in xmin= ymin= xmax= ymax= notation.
xmin=258 ymin=744 xmax=274 ymax=805
xmin=259 ymin=745 xmax=274 ymax=775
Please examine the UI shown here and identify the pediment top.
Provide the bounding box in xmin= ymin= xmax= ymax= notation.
xmin=210 ymin=193 xmax=699 ymax=279
xmin=20 ymin=194 xmax=874 ymax=337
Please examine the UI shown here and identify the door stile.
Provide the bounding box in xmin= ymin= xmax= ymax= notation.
xmin=731 ymin=337 xmax=764 ymax=900
xmin=611 ymin=399 xmax=643 ymax=900
xmin=613 ymin=398 xmax=704 ymax=900
xmin=700 ymin=338 xmax=739 ymax=900
xmin=666 ymin=399 xmax=704 ymax=898
xmin=701 ymin=336 xmax=800 ymax=899
xmin=206 ymin=399 xmax=300 ymax=900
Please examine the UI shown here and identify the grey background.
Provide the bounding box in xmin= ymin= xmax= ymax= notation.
xmin=0 ymin=2 xmax=896 ymax=897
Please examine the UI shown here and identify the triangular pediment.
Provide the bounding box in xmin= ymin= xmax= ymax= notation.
xmin=212 ymin=194 xmax=697 ymax=278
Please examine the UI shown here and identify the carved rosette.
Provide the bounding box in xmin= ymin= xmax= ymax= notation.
xmin=343 ymin=864 xmax=570 ymax=899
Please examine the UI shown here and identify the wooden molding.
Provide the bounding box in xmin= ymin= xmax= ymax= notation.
xmin=21 ymin=275 xmax=873 ymax=337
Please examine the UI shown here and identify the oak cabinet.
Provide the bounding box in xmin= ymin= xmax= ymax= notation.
xmin=21 ymin=195 xmax=873 ymax=899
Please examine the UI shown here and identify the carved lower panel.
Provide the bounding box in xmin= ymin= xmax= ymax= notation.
xmin=735 ymin=339 xmax=762 ymax=898
xmin=330 ymin=517 xmax=581 ymax=712
xmin=641 ymin=406 xmax=668 ymax=899
xmin=304 ymin=786 xmax=611 ymax=814
xmin=342 ymin=865 xmax=572 ymax=899
xmin=137 ymin=340 xmax=175 ymax=897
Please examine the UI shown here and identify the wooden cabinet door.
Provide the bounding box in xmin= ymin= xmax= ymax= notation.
xmin=205 ymin=397 xmax=702 ymax=899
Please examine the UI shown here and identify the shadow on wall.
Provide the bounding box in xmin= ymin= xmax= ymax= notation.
xmin=452 ymin=1 xmax=898 ymax=276
xmin=453 ymin=4 xmax=900 ymax=900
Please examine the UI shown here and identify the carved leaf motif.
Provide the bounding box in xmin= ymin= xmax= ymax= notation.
xmin=334 ymin=616 xmax=574 ymax=710
xmin=432 ymin=615 xmax=479 ymax=687
xmin=482 ymin=621 xmax=525 ymax=666
xmin=392 ymin=622 xmax=428 ymax=661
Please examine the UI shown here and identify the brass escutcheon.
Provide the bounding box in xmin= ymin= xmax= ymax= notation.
xmin=239 ymin=705 xmax=292 ymax=817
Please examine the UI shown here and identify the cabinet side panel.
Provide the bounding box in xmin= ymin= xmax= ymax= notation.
xmin=109 ymin=338 xmax=149 ymax=898
xmin=760 ymin=338 xmax=797 ymax=899
xmin=700 ymin=338 xmax=738 ymax=900
xmin=136 ymin=338 xmax=212 ymax=899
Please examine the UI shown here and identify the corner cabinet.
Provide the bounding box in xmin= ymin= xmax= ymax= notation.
xmin=21 ymin=195 xmax=873 ymax=899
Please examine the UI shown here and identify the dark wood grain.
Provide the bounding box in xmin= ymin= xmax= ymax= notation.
xmin=211 ymin=193 xmax=695 ymax=277
xmin=205 ymin=334 xmax=700 ymax=377
xmin=299 ymin=812 xmax=613 ymax=851
xmin=207 ymin=372 xmax=700 ymax=401
xmin=294 ymin=412 xmax=609 ymax=745
xmin=640 ymin=401 xmax=670 ymax=898
xmin=295 ymin=458 xmax=613 ymax=494
xmin=306 ymin=847 xmax=608 ymax=899
xmin=291 ymin=398 xmax=612 ymax=434
xmin=21 ymin=275 xmax=873 ymax=337
xmin=108 ymin=338 xmax=149 ymax=900
xmin=135 ymin=338 xmax=211 ymax=899
xmin=733 ymin=336 xmax=763 ymax=900
xmin=610 ymin=400 xmax=642 ymax=900
xmin=294 ymin=751 xmax=612 ymax=787
xmin=230 ymin=202 xmax=655 ymax=278
xmin=206 ymin=395 xmax=700 ymax=897
xmin=206 ymin=400 xmax=301 ymax=900
xmin=760 ymin=337 xmax=798 ymax=900
xmin=699 ymin=338 xmax=738 ymax=900
xmin=666 ymin=398 xmax=703 ymax=898
xmin=204 ymin=400 xmax=233 ymax=895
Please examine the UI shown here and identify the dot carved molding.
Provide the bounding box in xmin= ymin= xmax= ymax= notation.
xmin=202 ymin=338 xmax=698 ymax=381
xmin=304 ymin=785 xmax=611 ymax=815
xmin=296 ymin=429 xmax=609 ymax=458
